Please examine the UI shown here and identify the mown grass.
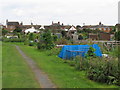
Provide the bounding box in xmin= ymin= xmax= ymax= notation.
xmin=19 ymin=44 xmax=118 ymax=88
xmin=0 ymin=41 xmax=2 ymax=89
xmin=2 ymin=43 xmax=40 ymax=88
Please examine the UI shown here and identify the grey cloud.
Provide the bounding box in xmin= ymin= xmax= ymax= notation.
xmin=0 ymin=0 xmax=119 ymax=25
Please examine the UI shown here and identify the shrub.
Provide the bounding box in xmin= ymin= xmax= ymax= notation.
xmin=24 ymin=39 xmax=29 ymax=45
xmin=37 ymin=30 xmax=55 ymax=50
xmin=2 ymin=29 xmax=8 ymax=36
xmin=85 ymin=47 xmax=96 ymax=58
xmin=67 ymin=60 xmax=76 ymax=66
xmin=115 ymin=31 xmax=120 ymax=41
xmin=29 ymin=33 xmax=34 ymax=40
xmin=55 ymin=38 xmax=68 ymax=45
xmin=74 ymin=56 xmax=90 ymax=71
xmin=72 ymin=49 xmax=119 ymax=85
xmin=52 ymin=35 xmax=58 ymax=42
xmin=46 ymin=47 xmax=61 ymax=56
xmin=61 ymin=30 xmax=67 ymax=37
xmin=87 ymin=57 xmax=119 ymax=85
xmin=37 ymin=43 xmax=46 ymax=50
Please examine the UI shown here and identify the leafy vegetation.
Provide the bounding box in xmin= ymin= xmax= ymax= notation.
xmin=52 ymin=35 xmax=58 ymax=42
xmin=115 ymin=31 xmax=120 ymax=41
xmin=2 ymin=29 xmax=8 ymax=36
xmin=55 ymin=38 xmax=68 ymax=45
xmin=29 ymin=33 xmax=34 ymax=40
xmin=13 ymin=26 xmax=22 ymax=33
xmin=37 ymin=30 xmax=54 ymax=50
xmin=85 ymin=47 xmax=96 ymax=58
xmin=87 ymin=57 xmax=119 ymax=85
xmin=71 ymin=47 xmax=119 ymax=86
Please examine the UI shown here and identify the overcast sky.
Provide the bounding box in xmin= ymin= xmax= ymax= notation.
xmin=0 ymin=0 xmax=119 ymax=26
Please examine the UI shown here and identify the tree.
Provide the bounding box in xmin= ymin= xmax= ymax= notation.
xmin=13 ymin=26 xmax=22 ymax=33
xmin=109 ymin=27 xmax=116 ymax=34
xmin=17 ymin=33 xmax=21 ymax=38
xmin=76 ymin=25 xmax=81 ymax=30
xmin=52 ymin=35 xmax=58 ymax=42
xmin=61 ymin=30 xmax=67 ymax=37
xmin=38 ymin=30 xmax=54 ymax=50
xmin=29 ymin=33 xmax=34 ymax=40
xmin=83 ymin=29 xmax=92 ymax=33
xmin=78 ymin=35 xmax=83 ymax=40
xmin=2 ymin=29 xmax=8 ymax=36
xmin=115 ymin=31 xmax=120 ymax=41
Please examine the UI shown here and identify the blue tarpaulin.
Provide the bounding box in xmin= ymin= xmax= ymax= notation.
xmin=58 ymin=44 xmax=102 ymax=59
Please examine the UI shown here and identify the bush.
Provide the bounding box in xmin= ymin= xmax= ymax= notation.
xmin=115 ymin=31 xmax=120 ymax=41
xmin=46 ymin=47 xmax=61 ymax=56
xmin=37 ymin=43 xmax=46 ymax=50
xmin=52 ymin=35 xmax=58 ymax=42
xmin=87 ymin=57 xmax=119 ymax=85
xmin=85 ymin=47 xmax=96 ymax=58
xmin=37 ymin=30 xmax=55 ymax=50
xmin=2 ymin=29 xmax=8 ymax=36
xmin=73 ymin=56 xmax=119 ymax=85
xmin=55 ymin=38 xmax=68 ymax=45
xmin=67 ymin=60 xmax=76 ymax=66
xmin=74 ymin=56 xmax=90 ymax=71
xmin=29 ymin=33 xmax=34 ymax=40
xmin=24 ymin=39 xmax=29 ymax=45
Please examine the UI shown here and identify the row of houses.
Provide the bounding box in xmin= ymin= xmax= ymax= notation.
xmin=78 ymin=22 xmax=113 ymax=33
xmin=1 ymin=20 xmax=114 ymax=33
xmin=0 ymin=20 xmax=118 ymax=41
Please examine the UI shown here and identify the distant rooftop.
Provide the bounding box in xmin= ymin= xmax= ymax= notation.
xmin=7 ymin=22 xmax=19 ymax=26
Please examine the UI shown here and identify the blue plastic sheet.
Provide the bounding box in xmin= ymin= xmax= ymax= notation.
xmin=58 ymin=44 xmax=102 ymax=59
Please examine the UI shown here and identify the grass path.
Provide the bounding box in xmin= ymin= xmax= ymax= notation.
xmin=2 ymin=43 xmax=40 ymax=88
xmin=15 ymin=45 xmax=56 ymax=88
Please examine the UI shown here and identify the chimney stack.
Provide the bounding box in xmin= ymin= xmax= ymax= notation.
xmin=58 ymin=22 xmax=60 ymax=25
xmin=6 ymin=19 xmax=8 ymax=28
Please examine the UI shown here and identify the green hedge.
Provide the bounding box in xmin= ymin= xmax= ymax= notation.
xmin=3 ymin=38 xmax=25 ymax=42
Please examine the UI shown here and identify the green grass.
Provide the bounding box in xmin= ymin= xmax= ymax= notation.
xmin=19 ymin=44 xmax=118 ymax=88
xmin=0 ymin=41 xmax=2 ymax=89
xmin=2 ymin=43 xmax=40 ymax=88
